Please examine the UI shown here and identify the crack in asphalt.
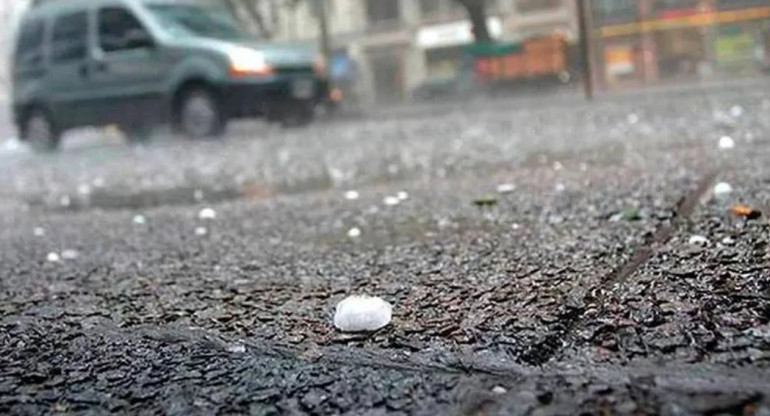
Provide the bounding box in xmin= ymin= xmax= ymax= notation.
xmin=520 ymin=170 xmax=719 ymax=367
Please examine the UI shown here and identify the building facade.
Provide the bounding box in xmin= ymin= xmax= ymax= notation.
xmin=589 ymin=0 xmax=770 ymax=89
xmin=271 ymin=0 xmax=577 ymax=104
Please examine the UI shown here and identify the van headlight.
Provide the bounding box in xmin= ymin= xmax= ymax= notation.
xmin=228 ymin=47 xmax=274 ymax=77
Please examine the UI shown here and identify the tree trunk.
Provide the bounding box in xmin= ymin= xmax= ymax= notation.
xmin=456 ymin=0 xmax=492 ymax=44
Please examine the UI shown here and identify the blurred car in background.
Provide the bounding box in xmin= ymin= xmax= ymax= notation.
xmin=12 ymin=0 xmax=329 ymax=152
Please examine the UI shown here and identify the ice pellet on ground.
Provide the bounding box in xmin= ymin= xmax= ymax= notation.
xmin=492 ymin=386 xmax=507 ymax=395
xmin=730 ymin=105 xmax=744 ymax=118
xmin=133 ymin=215 xmax=147 ymax=225
xmin=713 ymin=182 xmax=733 ymax=198
xmin=198 ymin=208 xmax=216 ymax=220
xmin=553 ymin=161 xmax=563 ymax=171
xmin=33 ymin=227 xmax=45 ymax=237
xmin=60 ymin=195 xmax=71 ymax=207
xmin=721 ymin=236 xmax=736 ymax=246
xmin=347 ymin=227 xmax=362 ymax=238
xmin=555 ymin=183 xmax=566 ymax=192
xmin=194 ymin=190 xmax=204 ymax=201
xmin=688 ymin=235 xmax=710 ymax=247
xmin=226 ymin=343 xmax=246 ymax=354
xmin=497 ymin=183 xmax=516 ymax=194
xmin=61 ymin=249 xmax=79 ymax=260
xmin=195 ymin=226 xmax=208 ymax=236
xmin=47 ymin=252 xmax=61 ymax=263
xmin=344 ymin=190 xmax=360 ymax=200
xmin=333 ymin=295 xmax=392 ymax=332
xmin=77 ymin=184 xmax=91 ymax=196
xmin=397 ymin=191 xmax=409 ymax=201
xmin=718 ymin=136 xmax=735 ymax=150
xmin=627 ymin=113 xmax=639 ymax=124
xmin=92 ymin=177 xmax=105 ymax=187
xmin=383 ymin=196 xmax=400 ymax=206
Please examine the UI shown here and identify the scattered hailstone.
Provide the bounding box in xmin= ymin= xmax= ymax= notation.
xmin=226 ymin=343 xmax=246 ymax=354
xmin=713 ymin=182 xmax=733 ymax=198
xmin=59 ymin=195 xmax=71 ymax=207
xmin=512 ymin=223 xmax=521 ymax=230
xmin=194 ymin=189 xmax=204 ymax=201
xmin=46 ymin=252 xmax=61 ymax=263
xmin=347 ymin=227 xmax=362 ymax=238
xmin=198 ymin=208 xmax=216 ymax=220
xmin=195 ymin=226 xmax=208 ymax=236
xmin=133 ymin=215 xmax=147 ymax=225
xmin=579 ymin=163 xmax=589 ymax=172
xmin=61 ymin=249 xmax=79 ymax=260
xmin=688 ymin=235 xmax=710 ymax=247
xmin=397 ymin=191 xmax=409 ymax=201
xmin=383 ymin=196 xmax=400 ymax=206
xmin=730 ymin=105 xmax=744 ymax=118
xmin=721 ymin=236 xmax=735 ymax=246
xmin=92 ymin=177 xmax=105 ymax=188
xmin=33 ymin=227 xmax=45 ymax=237
xmin=344 ymin=190 xmax=360 ymax=200
xmin=492 ymin=386 xmax=507 ymax=395
xmin=555 ymin=183 xmax=566 ymax=192
xmin=333 ymin=295 xmax=392 ymax=332
xmin=627 ymin=113 xmax=639 ymax=124
xmin=497 ymin=183 xmax=516 ymax=194
xmin=552 ymin=161 xmax=564 ymax=171
xmin=718 ymin=136 xmax=735 ymax=150
xmin=77 ymin=184 xmax=92 ymax=196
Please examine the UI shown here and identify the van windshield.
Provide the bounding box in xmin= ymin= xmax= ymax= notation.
xmin=146 ymin=4 xmax=250 ymax=40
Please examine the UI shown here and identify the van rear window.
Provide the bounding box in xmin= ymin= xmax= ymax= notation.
xmin=15 ymin=19 xmax=45 ymax=70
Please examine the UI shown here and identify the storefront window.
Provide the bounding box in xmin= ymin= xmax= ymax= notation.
xmin=517 ymin=0 xmax=562 ymax=13
xmin=366 ymin=0 xmax=401 ymax=26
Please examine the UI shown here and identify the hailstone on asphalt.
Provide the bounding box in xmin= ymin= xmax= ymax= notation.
xmin=347 ymin=227 xmax=362 ymax=238
xmin=33 ymin=227 xmax=45 ymax=237
xmin=383 ymin=196 xmax=400 ymax=206
xmin=47 ymin=252 xmax=61 ymax=263
xmin=334 ymin=295 xmax=392 ymax=332
xmin=713 ymin=182 xmax=733 ymax=198
xmin=133 ymin=215 xmax=147 ymax=225
xmin=199 ymin=208 xmax=217 ymax=220
xmin=688 ymin=235 xmax=710 ymax=247
xmin=497 ymin=183 xmax=516 ymax=194
xmin=344 ymin=190 xmax=360 ymax=200
xmin=718 ymin=136 xmax=735 ymax=150
xmin=397 ymin=191 xmax=409 ymax=201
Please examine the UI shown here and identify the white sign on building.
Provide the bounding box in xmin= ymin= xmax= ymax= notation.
xmin=417 ymin=17 xmax=503 ymax=49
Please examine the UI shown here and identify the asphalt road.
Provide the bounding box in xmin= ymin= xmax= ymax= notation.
xmin=2 ymin=81 xmax=770 ymax=415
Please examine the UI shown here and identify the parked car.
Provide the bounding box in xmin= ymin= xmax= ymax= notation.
xmin=12 ymin=0 xmax=329 ymax=151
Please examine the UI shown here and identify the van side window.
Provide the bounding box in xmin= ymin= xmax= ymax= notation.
xmin=14 ymin=19 xmax=45 ymax=70
xmin=99 ymin=7 xmax=150 ymax=52
xmin=51 ymin=11 xmax=89 ymax=64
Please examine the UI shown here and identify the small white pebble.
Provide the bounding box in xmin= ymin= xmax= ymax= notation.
xmin=198 ymin=208 xmax=216 ymax=220
xmin=397 ymin=191 xmax=409 ymax=201
xmin=195 ymin=226 xmax=208 ymax=236
xmin=688 ymin=235 xmax=710 ymax=247
xmin=344 ymin=190 xmax=360 ymax=200
xmin=492 ymin=386 xmax=507 ymax=395
xmin=718 ymin=136 xmax=735 ymax=150
xmin=496 ymin=183 xmax=516 ymax=194
xmin=47 ymin=252 xmax=61 ymax=263
xmin=383 ymin=196 xmax=400 ymax=206
xmin=334 ymin=295 xmax=392 ymax=332
xmin=713 ymin=182 xmax=733 ymax=198
xmin=347 ymin=227 xmax=362 ymax=238
xmin=61 ymin=249 xmax=79 ymax=260
xmin=226 ymin=343 xmax=246 ymax=353
xmin=33 ymin=227 xmax=46 ymax=237
xmin=133 ymin=215 xmax=147 ymax=225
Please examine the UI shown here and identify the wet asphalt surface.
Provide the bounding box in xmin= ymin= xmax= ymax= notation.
xmin=2 ymin=81 xmax=770 ymax=415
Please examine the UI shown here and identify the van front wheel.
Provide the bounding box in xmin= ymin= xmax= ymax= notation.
xmin=176 ymin=88 xmax=226 ymax=139
xmin=23 ymin=109 xmax=61 ymax=153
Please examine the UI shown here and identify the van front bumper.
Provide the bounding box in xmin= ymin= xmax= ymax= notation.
xmin=221 ymin=75 xmax=329 ymax=119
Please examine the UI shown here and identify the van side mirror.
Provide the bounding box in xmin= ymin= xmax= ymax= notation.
xmin=125 ymin=29 xmax=154 ymax=49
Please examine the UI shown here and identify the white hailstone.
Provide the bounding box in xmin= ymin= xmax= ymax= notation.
xmin=721 ymin=236 xmax=735 ymax=246
xmin=497 ymin=183 xmax=516 ymax=194
xmin=397 ymin=191 xmax=409 ymax=201
xmin=579 ymin=163 xmax=589 ymax=172
xmin=92 ymin=177 xmax=106 ymax=188
xmin=492 ymin=386 xmax=507 ymax=395
xmin=552 ymin=161 xmax=564 ymax=171
xmin=33 ymin=227 xmax=45 ymax=237
xmin=193 ymin=190 xmax=204 ymax=201
xmin=713 ymin=182 xmax=733 ymax=198
xmin=133 ymin=215 xmax=147 ymax=225
xmin=555 ymin=183 xmax=566 ymax=192
xmin=198 ymin=208 xmax=216 ymax=220
xmin=347 ymin=227 xmax=362 ymax=238
xmin=383 ymin=196 xmax=400 ymax=206
xmin=718 ymin=136 xmax=735 ymax=150
xmin=512 ymin=223 xmax=521 ymax=230
xmin=195 ymin=226 xmax=208 ymax=236
xmin=46 ymin=252 xmax=61 ymax=263
xmin=59 ymin=195 xmax=71 ymax=207
xmin=730 ymin=105 xmax=744 ymax=118
xmin=226 ymin=343 xmax=246 ymax=353
xmin=688 ymin=235 xmax=710 ymax=247
xmin=77 ymin=184 xmax=91 ymax=196
xmin=344 ymin=190 xmax=360 ymax=200
xmin=61 ymin=249 xmax=79 ymax=260
xmin=627 ymin=113 xmax=639 ymax=124
xmin=333 ymin=295 xmax=392 ymax=332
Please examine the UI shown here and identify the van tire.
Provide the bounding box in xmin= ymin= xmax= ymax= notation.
xmin=22 ymin=108 xmax=61 ymax=153
xmin=175 ymin=87 xmax=225 ymax=139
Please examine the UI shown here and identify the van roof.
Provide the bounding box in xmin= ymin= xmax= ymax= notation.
xmin=25 ymin=0 xmax=216 ymax=19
